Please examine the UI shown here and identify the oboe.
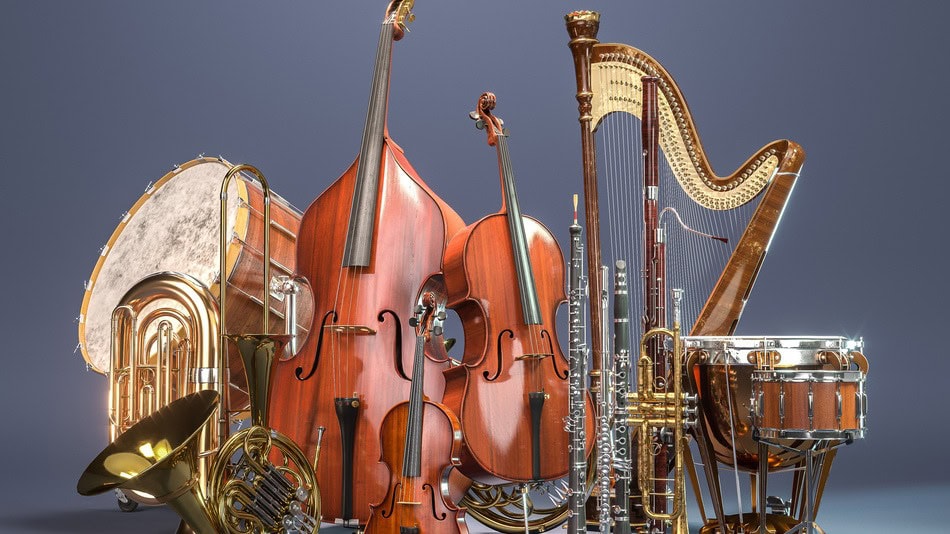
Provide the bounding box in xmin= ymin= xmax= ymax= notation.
xmin=613 ymin=260 xmax=632 ymax=534
xmin=566 ymin=195 xmax=588 ymax=534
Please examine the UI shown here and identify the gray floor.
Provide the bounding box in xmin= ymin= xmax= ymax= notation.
xmin=1 ymin=483 xmax=946 ymax=533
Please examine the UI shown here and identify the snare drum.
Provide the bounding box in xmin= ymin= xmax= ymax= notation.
xmin=78 ymin=157 xmax=313 ymax=409
xmin=685 ymin=336 xmax=862 ymax=472
xmin=752 ymin=369 xmax=866 ymax=440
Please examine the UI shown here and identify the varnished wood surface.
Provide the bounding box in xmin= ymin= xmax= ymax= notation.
xmin=442 ymin=215 xmax=595 ymax=483
xmin=691 ymin=142 xmax=803 ymax=336
xmin=758 ymin=380 xmax=860 ymax=432
xmin=365 ymin=400 xmax=468 ymax=534
xmin=268 ymin=141 xmax=464 ymax=525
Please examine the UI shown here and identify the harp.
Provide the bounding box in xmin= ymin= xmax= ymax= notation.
xmin=566 ymin=11 xmax=804 ymax=532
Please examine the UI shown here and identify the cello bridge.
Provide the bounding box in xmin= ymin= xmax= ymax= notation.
xmin=324 ymin=324 xmax=376 ymax=335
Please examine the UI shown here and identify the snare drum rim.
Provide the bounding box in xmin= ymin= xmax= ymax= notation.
xmin=685 ymin=335 xmax=858 ymax=368
xmin=78 ymin=157 xmax=249 ymax=375
xmin=756 ymin=428 xmax=866 ymax=441
xmin=752 ymin=369 xmax=865 ymax=383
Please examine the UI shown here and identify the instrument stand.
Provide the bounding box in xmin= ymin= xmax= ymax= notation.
xmin=520 ymin=484 xmax=530 ymax=534
xmin=753 ymin=433 xmax=854 ymax=534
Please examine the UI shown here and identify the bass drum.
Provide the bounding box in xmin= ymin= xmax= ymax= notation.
xmin=78 ymin=156 xmax=313 ymax=413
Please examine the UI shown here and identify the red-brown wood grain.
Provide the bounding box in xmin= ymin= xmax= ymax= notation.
xmin=442 ymin=214 xmax=596 ymax=484
xmin=267 ymin=141 xmax=464 ymax=525
xmin=365 ymin=400 xmax=468 ymax=533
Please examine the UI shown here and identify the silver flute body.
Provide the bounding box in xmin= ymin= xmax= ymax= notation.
xmin=595 ymin=264 xmax=614 ymax=533
xmin=566 ymin=219 xmax=588 ymax=534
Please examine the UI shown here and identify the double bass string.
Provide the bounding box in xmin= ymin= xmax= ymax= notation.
xmin=332 ymin=16 xmax=394 ymax=403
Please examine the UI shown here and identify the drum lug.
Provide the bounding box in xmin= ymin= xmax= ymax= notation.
xmin=835 ymin=389 xmax=842 ymax=429
xmin=807 ymin=381 xmax=814 ymax=431
xmin=778 ymin=383 xmax=785 ymax=427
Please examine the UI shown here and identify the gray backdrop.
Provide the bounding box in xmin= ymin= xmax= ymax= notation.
xmin=2 ymin=0 xmax=947 ymax=531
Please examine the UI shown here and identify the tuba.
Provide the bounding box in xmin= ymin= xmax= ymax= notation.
xmin=79 ymin=164 xmax=322 ymax=533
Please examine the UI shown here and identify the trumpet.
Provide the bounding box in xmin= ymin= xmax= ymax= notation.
xmin=627 ymin=289 xmax=696 ymax=533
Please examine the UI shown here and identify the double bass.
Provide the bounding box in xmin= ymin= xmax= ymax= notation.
xmin=442 ymin=93 xmax=595 ymax=484
xmin=268 ymin=1 xmax=464 ymax=526
xmin=366 ymin=292 xmax=467 ymax=533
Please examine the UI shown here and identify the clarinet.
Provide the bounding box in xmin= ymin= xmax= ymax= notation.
xmin=566 ymin=196 xmax=588 ymax=534
xmin=595 ymin=264 xmax=614 ymax=533
xmin=613 ymin=260 xmax=632 ymax=534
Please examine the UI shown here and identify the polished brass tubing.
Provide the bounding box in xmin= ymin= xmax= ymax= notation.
xmin=627 ymin=290 xmax=693 ymax=532
xmin=219 ymin=163 xmax=272 ymax=435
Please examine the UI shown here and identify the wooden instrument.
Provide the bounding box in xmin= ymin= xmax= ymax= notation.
xmin=442 ymin=93 xmax=595 ymax=484
xmin=365 ymin=293 xmax=468 ymax=534
xmin=267 ymin=1 xmax=464 ymax=526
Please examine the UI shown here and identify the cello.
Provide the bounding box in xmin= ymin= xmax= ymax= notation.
xmin=268 ymin=1 xmax=464 ymax=526
xmin=442 ymin=93 xmax=595 ymax=484
xmin=365 ymin=292 xmax=468 ymax=534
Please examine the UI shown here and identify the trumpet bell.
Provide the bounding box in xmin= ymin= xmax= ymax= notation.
xmin=77 ymin=390 xmax=220 ymax=534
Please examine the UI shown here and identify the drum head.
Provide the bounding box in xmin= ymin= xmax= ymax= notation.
xmin=78 ymin=158 xmax=247 ymax=374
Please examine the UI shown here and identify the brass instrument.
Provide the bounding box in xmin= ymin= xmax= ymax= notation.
xmin=628 ymin=289 xmax=696 ymax=533
xmin=98 ymin=156 xmax=312 ymax=510
xmin=109 ymin=271 xmax=221 ymax=506
xmin=79 ymin=391 xmax=225 ymax=534
xmin=214 ymin=164 xmax=321 ymax=533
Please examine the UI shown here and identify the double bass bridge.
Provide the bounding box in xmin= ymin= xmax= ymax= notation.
xmin=514 ymin=352 xmax=554 ymax=361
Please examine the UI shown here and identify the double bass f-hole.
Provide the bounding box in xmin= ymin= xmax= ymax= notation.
xmin=295 ymin=308 xmax=406 ymax=381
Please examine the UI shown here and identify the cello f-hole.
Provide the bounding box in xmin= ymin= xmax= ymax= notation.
xmin=296 ymin=310 xmax=338 ymax=381
xmin=484 ymin=329 xmax=514 ymax=382
xmin=378 ymin=309 xmax=408 ymax=381
xmin=540 ymin=329 xmax=568 ymax=379
xmin=423 ymin=483 xmax=447 ymax=520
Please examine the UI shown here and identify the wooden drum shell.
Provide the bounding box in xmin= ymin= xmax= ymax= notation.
xmin=752 ymin=370 xmax=866 ymax=440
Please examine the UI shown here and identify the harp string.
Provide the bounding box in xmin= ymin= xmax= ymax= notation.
xmin=595 ymin=64 xmax=759 ymax=340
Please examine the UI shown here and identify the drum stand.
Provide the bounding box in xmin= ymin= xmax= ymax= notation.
xmin=753 ymin=432 xmax=855 ymax=534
